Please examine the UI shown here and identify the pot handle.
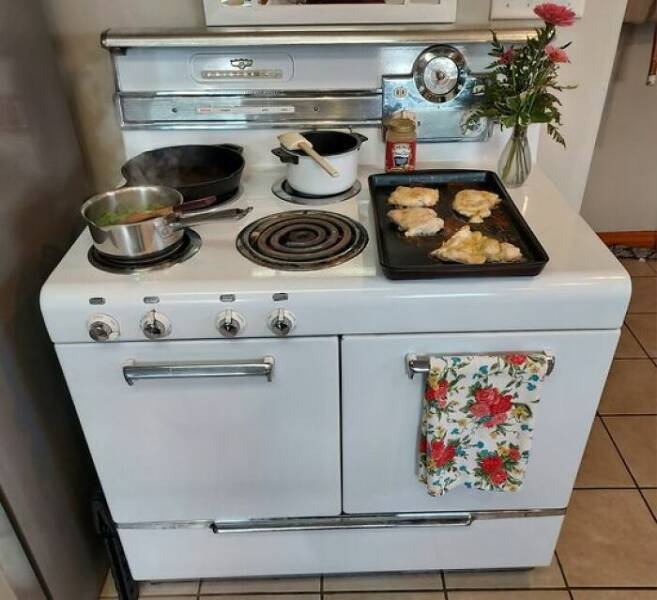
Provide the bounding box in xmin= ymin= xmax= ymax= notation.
xmin=169 ymin=206 xmax=253 ymax=231
xmin=215 ymin=143 xmax=244 ymax=155
xmin=271 ymin=147 xmax=299 ymax=165
xmin=351 ymin=132 xmax=368 ymax=148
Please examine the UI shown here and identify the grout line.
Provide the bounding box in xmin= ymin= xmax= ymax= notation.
xmin=597 ymin=413 xmax=657 ymax=417
xmin=599 ymin=417 xmax=642 ymax=490
xmin=638 ymin=488 xmax=657 ymax=525
xmin=598 ymin=417 xmax=657 ymax=520
xmin=623 ymin=320 xmax=656 ymax=359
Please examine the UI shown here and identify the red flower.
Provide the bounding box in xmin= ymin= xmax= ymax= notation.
xmin=481 ymin=455 xmax=504 ymax=474
xmin=425 ymin=379 xmax=449 ymax=405
xmin=508 ymin=447 xmax=521 ymax=461
xmin=489 ymin=393 xmax=512 ymax=415
xmin=491 ymin=470 xmax=508 ymax=485
xmin=545 ymin=45 xmax=570 ymax=63
xmin=500 ymin=48 xmax=515 ymax=65
xmin=483 ymin=413 xmax=507 ymax=428
xmin=506 ymin=353 xmax=527 ymax=365
xmin=475 ymin=387 xmax=498 ymax=405
xmin=470 ymin=402 xmax=491 ymax=418
xmin=430 ymin=440 xmax=456 ymax=467
xmin=419 ymin=437 xmax=428 ymax=454
xmin=534 ymin=2 xmax=576 ymax=26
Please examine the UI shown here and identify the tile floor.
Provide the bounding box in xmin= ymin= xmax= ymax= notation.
xmin=99 ymin=258 xmax=657 ymax=600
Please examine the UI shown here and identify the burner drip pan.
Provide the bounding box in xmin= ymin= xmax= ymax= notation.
xmin=236 ymin=210 xmax=368 ymax=271
xmin=88 ymin=230 xmax=202 ymax=274
xmin=272 ymin=178 xmax=361 ymax=205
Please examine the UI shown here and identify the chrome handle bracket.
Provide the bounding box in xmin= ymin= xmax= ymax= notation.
xmin=123 ymin=356 xmax=274 ymax=385
xmin=406 ymin=352 xmax=555 ymax=379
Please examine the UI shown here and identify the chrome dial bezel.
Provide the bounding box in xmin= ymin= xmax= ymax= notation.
xmin=413 ymin=45 xmax=467 ymax=104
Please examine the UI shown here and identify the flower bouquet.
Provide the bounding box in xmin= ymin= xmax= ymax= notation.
xmin=472 ymin=3 xmax=576 ymax=186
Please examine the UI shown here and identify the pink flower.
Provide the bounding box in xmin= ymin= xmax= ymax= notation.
xmin=545 ymin=45 xmax=570 ymax=63
xmin=534 ymin=2 xmax=576 ymax=26
xmin=500 ymin=48 xmax=515 ymax=65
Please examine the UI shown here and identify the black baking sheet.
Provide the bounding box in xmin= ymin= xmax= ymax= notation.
xmin=368 ymin=170 xmax=549 ymax=279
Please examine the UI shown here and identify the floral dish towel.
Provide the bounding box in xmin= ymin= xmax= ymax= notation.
xmin=418 ymin=353 xmax=550 ymax=496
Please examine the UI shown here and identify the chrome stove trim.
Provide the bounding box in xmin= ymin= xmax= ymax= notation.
xmin=114 ymin=508 xmax=566 ymax=532
xmin=272 ymin=178 xmax=361 ymax=206
xmin=118 ymin=92 xmax=381 ymax=129
xmin=102 ymin=27 xmax=538 ymax=49
xmin=406 ymin=353 xmax=556 ymax=379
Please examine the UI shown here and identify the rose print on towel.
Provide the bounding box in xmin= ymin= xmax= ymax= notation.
xmin=468 ymin=386 xmax=513 ymax=429
xmin=418 ymin=354 xmax=550 ymax=496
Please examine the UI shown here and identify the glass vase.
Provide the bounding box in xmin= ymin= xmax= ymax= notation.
xmin=498 ymin=126 xmax=532 ymax=188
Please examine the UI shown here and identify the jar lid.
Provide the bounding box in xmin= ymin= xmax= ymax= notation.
xmin=388 ymin=118 xmax=416 ymax=133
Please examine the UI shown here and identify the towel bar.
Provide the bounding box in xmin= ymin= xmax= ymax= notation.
xmin=406 ymin=352 xmax=555 ymax=379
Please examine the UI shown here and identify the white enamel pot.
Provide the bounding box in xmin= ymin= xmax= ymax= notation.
xmin=272 ymin=131 xmax=368 ymax=196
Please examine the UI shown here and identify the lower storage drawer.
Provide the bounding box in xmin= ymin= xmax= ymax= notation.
xmin=119 ymin=513 xmax=563 ymax=580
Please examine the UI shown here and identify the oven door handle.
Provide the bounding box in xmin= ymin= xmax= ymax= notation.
xmin=406 ymin=352 xmax=555 ymax=379
xmin=123 ymin=356 xmax=275 ymax=385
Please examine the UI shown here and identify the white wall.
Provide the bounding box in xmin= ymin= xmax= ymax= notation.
xmin=536 ymin=0 xmax=627 ymax=212
xmin=581 ymin=23 xmax=657 ymax=232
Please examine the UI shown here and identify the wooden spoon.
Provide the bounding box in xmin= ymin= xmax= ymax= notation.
xmin=278 ymin=132 xmax=339 ymax=178
xmin=121 ymin=206 xmax=174 ymax=224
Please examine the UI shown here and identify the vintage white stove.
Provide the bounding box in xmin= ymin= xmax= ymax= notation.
xmin=41 ymin=26 xmax=630 ymax=582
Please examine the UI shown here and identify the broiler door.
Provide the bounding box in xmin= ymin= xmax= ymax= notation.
xmin=341 ymin=329 xmax=617 ymax=513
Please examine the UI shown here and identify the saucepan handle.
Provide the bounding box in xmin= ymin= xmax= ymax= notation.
xmin=170 ymin=206 xmax=253 ymax=231
xmin=271 ymin=147 xmax=299 ymax=165
xmin=351 ymin=132 xmax=369 ymax=147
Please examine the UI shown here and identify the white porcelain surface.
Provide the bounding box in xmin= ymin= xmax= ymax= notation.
xmin=41 ymin=165 xmax=630 ymax=344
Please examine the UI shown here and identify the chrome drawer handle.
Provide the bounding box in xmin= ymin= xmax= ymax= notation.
xmin=123 ymin=356 xmax=274 ymax=385
xmin=406 ymin=352 xmax=555 ymax=379
xmin=209 ymin=512 xmax=474 ymax=534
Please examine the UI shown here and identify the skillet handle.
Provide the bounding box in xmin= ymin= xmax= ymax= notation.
xmin=272 ymin=147 xmax=299 ymax=165
xmin=215 ymin=143 xmax=244 ymax=155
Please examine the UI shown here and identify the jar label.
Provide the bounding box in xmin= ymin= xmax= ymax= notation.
xmin=386 ymin=141 xmax=416 ymax=172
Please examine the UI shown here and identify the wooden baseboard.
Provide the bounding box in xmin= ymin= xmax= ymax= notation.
xmin=597 ymin=231 xmax=657 ymax=249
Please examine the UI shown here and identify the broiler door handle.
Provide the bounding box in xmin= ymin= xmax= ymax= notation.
xmin=123 ymin=356 xmax=274 ymax=385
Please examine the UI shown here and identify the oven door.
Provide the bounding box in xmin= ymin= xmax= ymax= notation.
xmin=341 ymin=330 xmax=618 ymax=513
xmin=56 ymin=337 xmax=340 ymax=523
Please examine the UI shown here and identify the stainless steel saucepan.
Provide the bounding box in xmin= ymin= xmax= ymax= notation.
xmin=81 ymin=186 xmax=252 ymax=259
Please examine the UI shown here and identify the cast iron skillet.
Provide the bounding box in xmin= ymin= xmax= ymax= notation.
xmin=121 ymin=144 xmax=245 ymax=205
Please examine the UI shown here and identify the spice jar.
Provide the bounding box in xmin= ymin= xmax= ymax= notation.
xmin=385 ymin=117 xmax=417 ymax=172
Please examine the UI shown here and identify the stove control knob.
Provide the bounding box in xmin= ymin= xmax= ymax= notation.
xmin=140 ymin=310 xmax=172 ymax=340
xmin=216 ymin=310 xmax=245 ymax=338
xmin=87 ymin=314 xmax=120 ymax=343
xmin=268 ymin=309 xmax=296 ymax=337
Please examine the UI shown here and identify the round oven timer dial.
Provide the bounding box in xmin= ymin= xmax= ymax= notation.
xmin=88 ymin=314 xmax=120 ymax=343
xmin=413 ymin=45 xmax=466 ymax=103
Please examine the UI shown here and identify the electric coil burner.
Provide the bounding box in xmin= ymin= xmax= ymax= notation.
xmin=88 ymin=230 xmax=202 ymax=274
xmin=236 ymin=210 xmax=368 ymax=271
xmin=272 ymin=178 xmax=362 ymax=205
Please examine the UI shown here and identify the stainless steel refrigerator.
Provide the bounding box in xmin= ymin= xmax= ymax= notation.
xmin=0 ymin=0 xmax=107 ymax=598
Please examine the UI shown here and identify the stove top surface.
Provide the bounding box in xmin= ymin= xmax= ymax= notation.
xmin=41 ymin=164 xmax=630 ymax=342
